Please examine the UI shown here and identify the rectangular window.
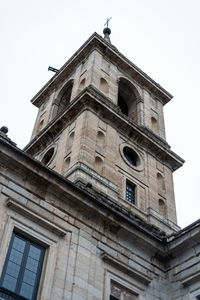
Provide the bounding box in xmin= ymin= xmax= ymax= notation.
xmin=126 ymin=182 xmax=135 ymax=204
xmin=0 ymin=232 xmax=45 ymax=300
xmin=110 ymin=296 xmax=120 ymax=300
xmin=110 ymin=280 xmax=137 ymax=300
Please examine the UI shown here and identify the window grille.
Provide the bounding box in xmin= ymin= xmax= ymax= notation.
xmin=126 ymin=182 xmax=135 ymax=204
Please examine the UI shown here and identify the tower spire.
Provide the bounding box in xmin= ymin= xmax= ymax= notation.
xmin=103 ymin=17 xmax=112 ymax=44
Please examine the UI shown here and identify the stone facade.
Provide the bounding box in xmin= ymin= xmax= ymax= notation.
xmin=0 ymin=31 xmax=200 ymax=300
xmin=25 ymin=33 xmax=184 ymax=234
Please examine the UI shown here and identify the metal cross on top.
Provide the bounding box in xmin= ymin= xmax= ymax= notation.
xmin=104 ymin=17 xmax=112 ymax=28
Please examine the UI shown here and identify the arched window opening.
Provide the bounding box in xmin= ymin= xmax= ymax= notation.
xmin=118 ymin=78 xmax=139 ymax=122
xmin=94 ymin=156 xmax=103 ymax=174
xmin=97 ymin=131 xmax=105 ymax=147
xmin=42 ymin=147 xmax=55 ymax=165
xmin=151 ymin=117 xmax=158 ymax=133
xmin=159 ymin=199 xmax=166 ymax=217
xmin=100 ymin=78 xmax=109 ymax=94
xmin=78 ymin=78 xmax=86 ymax=92
xmin=157 ymin=173 xmax=166 ymax=194
xmin=57 ymin=80 xmax=73 ymax=115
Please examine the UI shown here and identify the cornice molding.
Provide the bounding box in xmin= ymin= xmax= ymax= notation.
xmin=6 ymin=199 xmax=68 ymax=237
xmin=25 ymin=85 xmax=184 ymax=171
xmin=31 ymin=33 xmax=172 ymax=108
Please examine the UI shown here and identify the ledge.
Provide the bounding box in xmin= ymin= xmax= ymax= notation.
xmin=181 ymin=270 xmax=200 ymax=286
xmin=102 ymin=252 xmax=152 ymax=285
xmin=66 ymin=162 xmax=119 ymax=195
xmin=148 ymin=208 xmax=180 ymax=233
xmin=24 ymin=85 xmax=184 ymax=172
xmin=6 ymin=199 xmax=68 ymax=237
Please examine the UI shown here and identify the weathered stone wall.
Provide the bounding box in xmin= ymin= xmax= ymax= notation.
xmin=29 ymin=106 xmax=177 ymax=233
xmin=0 ymin=143 xmax=162 ymax=299
xmin=31 ymin=49 xmax=166 ymax=142
xmin=0 ymin=141 xmax=199 ymax=300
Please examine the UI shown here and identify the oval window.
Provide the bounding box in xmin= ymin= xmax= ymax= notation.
xmin=41 ymin=147 xmax=55 ymax=165
xmin=123 ymin=147 xmax=139 ymax=167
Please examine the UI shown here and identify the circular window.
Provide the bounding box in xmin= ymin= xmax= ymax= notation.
xmin=41 ymin=147 xmax=55 ymax=165
xmin=120 ymin=143 xmax=143 ymax=171
xmin=123 ymin=147 xmax=139 ymax=166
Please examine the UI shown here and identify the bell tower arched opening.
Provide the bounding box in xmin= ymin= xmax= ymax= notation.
xmin=117 ymin=78 xmax=139 ymax=122
xmin=52 ymin=80 xmax=74 ymax=119
xmin=57 ymin=80 xmax=73 ymax=115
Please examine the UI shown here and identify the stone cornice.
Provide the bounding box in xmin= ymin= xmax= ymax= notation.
xmin=101 ymin=252 xmax=152 ymax=284
xmin=166 ymin=218 xmax=200 ymax=251
xmin=31 ymin=32 xmax=172 ymax=108
xmin=0 ymin=138 xmax=166 ymax=247
xmin=6 ymin=199 xmax=68 ymax=236
xmin=0 ymin=138 xmax=199 ymax=259
xmin=24 ymin=85 xmax=184 ymax=171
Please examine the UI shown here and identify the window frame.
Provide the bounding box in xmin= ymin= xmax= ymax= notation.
xmin=41 ymin=144 xmax=57 ymax=166
xmin=119 ymin=143 xmax=144 ymax=172
xmin=0 ymin=232 xmax=45 ymax=300
xmin=110 ymin=279 xmax=138 ymax=300
xmin=105 ymin=271 xmax=143 ymax=300
xmin=0 ymin=210 xmax=65 ymax=300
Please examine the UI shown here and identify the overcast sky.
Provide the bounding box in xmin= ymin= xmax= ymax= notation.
xmin=1 ymin=0 xmax=200 ymax=228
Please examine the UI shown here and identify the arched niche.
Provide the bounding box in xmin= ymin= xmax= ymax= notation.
xmin=68 ymin=131 xmax=75 ymax=148
xmin=117 ymin=78 xmax=140 ymax=122
xmin=78 ymin=78 xmax=86 ymax=92
xmin=37 ymin=119 xmax=44 ymax=133
xmin=53 ymin=80 xmax=74 ymax=118
xmin=96 ymin=131 xmax=105 ymax=147
xmin=157 ymin=173 xmax=166 ymax=194
xmin=151 ymin=117 xmax=158 ymax=133
xmin=100 ymin=78 xmax=109 ymax=94
xmin=158 ymin=199 xmax=166 ymax=217
xmin=65 ymin=156 xmax=71 ymax=170
xmin=94 ymin=156 xmax=103 ymax=174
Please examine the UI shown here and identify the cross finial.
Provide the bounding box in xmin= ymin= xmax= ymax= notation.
xmin=103 ymin=17 xmax=112 ymax=44
xmin=104 ymin=17 xmax=112 ymax=28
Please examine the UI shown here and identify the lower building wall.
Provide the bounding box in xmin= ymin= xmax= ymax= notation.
xmin=0 ymin=152 xmax=199 ymax=300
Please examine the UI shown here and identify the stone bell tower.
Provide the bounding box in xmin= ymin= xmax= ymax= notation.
xmin=24 ymin=28 xmax=184 ymax=234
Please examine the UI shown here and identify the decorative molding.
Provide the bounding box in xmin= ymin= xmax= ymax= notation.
xmin=119 ymin=142 xmax=144 ymax=172
xmin=148 ymin=207 xmax=180 ymax=233
xmin=66 ymin=161 xmax=119 ymax=194
xmin=24 ymin=86 xmax=184 ymax=172
xmin=181 ymin=270 xmax=200 ymax=286
xmin=6 ymin=199 xmax=68 ymax=237
xmin=102 ymin=252 xmax=152 ymax=285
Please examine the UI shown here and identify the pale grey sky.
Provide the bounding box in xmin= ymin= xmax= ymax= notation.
xmin=1 ymin=0 xmax=200 ymax=228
